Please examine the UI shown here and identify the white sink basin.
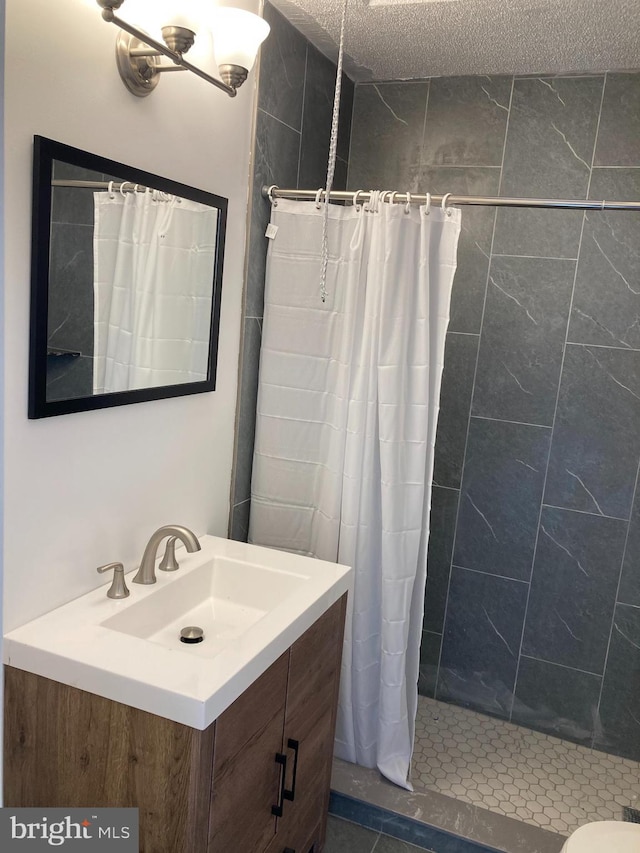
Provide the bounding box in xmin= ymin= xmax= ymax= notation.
xmin=3 ymin=535 xmax=351 ymax=729
xmin=101 ymin=557 xmax=307 ymax=658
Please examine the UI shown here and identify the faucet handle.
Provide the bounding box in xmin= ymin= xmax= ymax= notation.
xmin=159 ymin=536 xmax=179 ymax=572
xmin=97 ymin=562 xmax=130 ymax=599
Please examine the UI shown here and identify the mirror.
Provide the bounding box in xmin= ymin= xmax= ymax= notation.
xmin=28 ymin=136 xmax=228 ymax=418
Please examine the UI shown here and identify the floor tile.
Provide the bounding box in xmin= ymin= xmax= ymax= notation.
xmin=324 ymin=816 xmax=380 ymax=853
xmin=413 ymin=696 xmax=639 ymax=835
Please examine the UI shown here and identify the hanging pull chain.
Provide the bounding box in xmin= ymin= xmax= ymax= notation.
xmin=319 ymin=0 xmax=349 ymax=303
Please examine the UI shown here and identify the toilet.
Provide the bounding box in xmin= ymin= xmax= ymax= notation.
xmin=561 ymin=821 xmax=640 ymax=852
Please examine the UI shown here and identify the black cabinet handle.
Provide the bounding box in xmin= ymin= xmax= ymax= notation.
xmin=271 ymin=752 xmax=288 ymax=817
xmin=283 ymin=849 xmax=295 ymax=853
xmin=283 ymin=738 xmax=299 ymax=802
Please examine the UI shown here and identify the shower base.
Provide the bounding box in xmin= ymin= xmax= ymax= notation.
xmin=413 ymin=696 xmax=639 ymax=835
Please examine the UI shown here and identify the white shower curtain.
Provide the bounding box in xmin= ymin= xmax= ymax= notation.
xmin=250 ymin=197 xmax=460 ymax=789
xmin=93 ymin=189 xmax=217 ymax=393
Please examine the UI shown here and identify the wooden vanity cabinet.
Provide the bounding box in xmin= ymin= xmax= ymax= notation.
xmin=4 ymin=595 xmax=346 ymax=853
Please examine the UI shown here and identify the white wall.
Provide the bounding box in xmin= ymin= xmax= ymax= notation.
xmin=3 ymin=0 xmax=255 ymax=632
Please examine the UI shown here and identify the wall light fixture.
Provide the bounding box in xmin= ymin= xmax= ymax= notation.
xmin=96 ymin=0 xmax=270 ymax=98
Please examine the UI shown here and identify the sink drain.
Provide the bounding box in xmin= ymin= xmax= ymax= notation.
xmin=180 ymin=626 xmax=204 ymax=644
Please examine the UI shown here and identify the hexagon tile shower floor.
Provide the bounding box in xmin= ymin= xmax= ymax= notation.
xmin=413 ymin=697 xmax=640 ymax=835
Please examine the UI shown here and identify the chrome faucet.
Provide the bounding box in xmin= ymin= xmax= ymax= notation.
xmin=132 ymin=525 xmax=201 ymax=585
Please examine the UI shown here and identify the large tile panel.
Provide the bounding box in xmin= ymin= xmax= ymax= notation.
xmin=347 ymin=82 xmax=429 ymax=191
xmin=595 ymin=603 xmax=640 ymax=761
xmin=424 ymin=485 xmax=459 ymax=634
xmin=568 ymin=168 xmax=640 ymax=350
xmin=473 ymin=256 xmax=575 ymax=425
xmin=494 ymin=75 xmax=604 ymax=258
xmin=594 ymin=73 xmax=640 ymax=167
xmin=299 ymin=46 xmax=342 ymax=189
xmin=258 ymin=1 xmax=306 ymax=131
xmin=523 ymin=507 xmax=627 ymax=673
xmin=513 ymin=656 xmax=602 ymax=746
xmin=421 ymin=76 xmax=511 ymax=167
xmin=438 ymin=567 xmax=529 ymax=718
xmin=453 ymin=418 xmax=550 ymax=581
xmin=433 ymin=333 xmax=479 ymax=490
xmin=619 ymin=472 xmax=640 ymax=607
xmin=544 ymin=344 xmax=640 ymax=519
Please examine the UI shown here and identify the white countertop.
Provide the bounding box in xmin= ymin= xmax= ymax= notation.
xmin=3 ymin=535 xmax=352 ymax=730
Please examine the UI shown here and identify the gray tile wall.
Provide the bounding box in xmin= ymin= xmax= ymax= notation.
xmin=348 ymin=72 xmax=640 ymax=762
xmin=47 ymin=161 xmax=98 ymax=401
xmin=229 ymin=1 xmax=353 ymax=541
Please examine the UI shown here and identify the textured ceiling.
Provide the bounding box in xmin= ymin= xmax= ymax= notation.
xmin=270 ymin=0 xmax=640 ymax=81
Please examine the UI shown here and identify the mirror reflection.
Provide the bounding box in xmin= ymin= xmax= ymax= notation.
xmin=30 ymin=136 xmax=228 ymax=418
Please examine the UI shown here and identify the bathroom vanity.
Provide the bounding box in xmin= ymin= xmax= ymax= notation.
xmin=3 ymin=535 xmax=351 ymax=853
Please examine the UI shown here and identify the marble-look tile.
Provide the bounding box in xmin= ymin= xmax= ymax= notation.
xmin=299 ymin=46 xmax=339 ymax=189
xmin=433 ymin=333 xmax=479 ymax=490
xmin=424 ymin=485 xmax=459 ymax=633
xmin=523 ymin=506 xmax=627 ymax=673
xmin=438 ymin=567 xmax=529 ymax=719
xmin=414 ymin=166 xmax=499 ymax=334
xmin=595 ymin=603 xmax=640 ymax=761
xmin=494 ymin=75 xmax=604 ymax=258
xmin=231 ymin=317 xmax=262 ymax=506
xmin=418 ymin=630 xmax=441 ymax=698
xmin=544 ymin=344 xmax=640 ymax=519
xmin=493 ymin=208 xmax=584 ymax=260
xmin=338 ymin=75 xmax=355 ymax=164
xmin=422 ymin=76 xmax=511 ymax=167
xmin=568 ymin=169 xmax=640 ymax=350
xmin=245 ymin=109 xmax=300 ymax=319
xmin=48 ymin=222 xmax=94 ymax=355
xmin=512 ymin=656 xmax=602 ymax=746
xmin=375 ymin=834 xmax=428 ymax=853
xmin=594 ymin=73 xmax=640 ymax=166
xmin=229 ymin=499 xmax=250 ymax=543
xmin=333 ymin=157 xmax=348 ymax=192
xmin=324 ymin=815 xmax=379 ymax=853
xmin=45 ymin=353 xmax=93 ymax=402
xmin=257 ymin=1 xmax=306 ymax=131
xmin=51 ymin=184 xmax=95 ymax=227
xmin=453 ymin=418 xmax=550 ymax=581
xmin=347 ymin=82 xmax=429 ymax=192
xmin=619 ymin=471 xmax=640 ymax=607
xmin=473 ymin=256 xmax=575 ymax=425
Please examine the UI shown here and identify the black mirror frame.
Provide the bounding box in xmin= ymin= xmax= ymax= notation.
xmin=28 ymin=135 xmax=228 ymax=418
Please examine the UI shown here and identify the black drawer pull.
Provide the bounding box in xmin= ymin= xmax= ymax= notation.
xmin=271 ymin=752 xmax=288 ymax=817
xmin=283 ymin=738 xmax=299 ymax=801
xmin=283 ymin=849 xmax=295 ymax=853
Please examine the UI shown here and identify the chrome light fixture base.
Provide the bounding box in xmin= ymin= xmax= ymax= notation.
xmin=218 ymin=64 xmax=248 ymax=90
xmin=161 ymin=25 xmax=195 ymax=55
xmin=115 ymin=31 xmax=160 ymax=97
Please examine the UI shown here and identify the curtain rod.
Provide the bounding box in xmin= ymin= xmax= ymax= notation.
xmin=262 ymin=186 xmax=640 ymax=211
xmin=52 ymin=180 xmax=145 ymax=192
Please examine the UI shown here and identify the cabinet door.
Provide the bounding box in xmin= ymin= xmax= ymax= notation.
xmin=4 ymin=666 xmax=214 ymax=853
xmin=208 ymin=653 xmax=289 ymax=853
xmin=275 ymin=596 xmax=347 ymax=852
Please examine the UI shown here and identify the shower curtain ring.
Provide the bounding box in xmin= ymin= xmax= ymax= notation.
xmin=404 ymin=192 xmax=412 ymax=214
xmin=108 ymin=181 xmax=115 ymax=199
xmin=389 ymin=191 xmax=398 ymax=206
xmin=119 ymin=181 xmax=131 ymax=197
xmin=267 ymin=185 xmax=279 ymax=206
xmin=352 ymin=190 xmax=365 ymax=210
xmin=441 ymin=193 xmax=453 ymax=216
xmin=423 ymin=193 xmax=431 ymax=215
xmin=315 ymin=188 xmax=324 ymax=209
